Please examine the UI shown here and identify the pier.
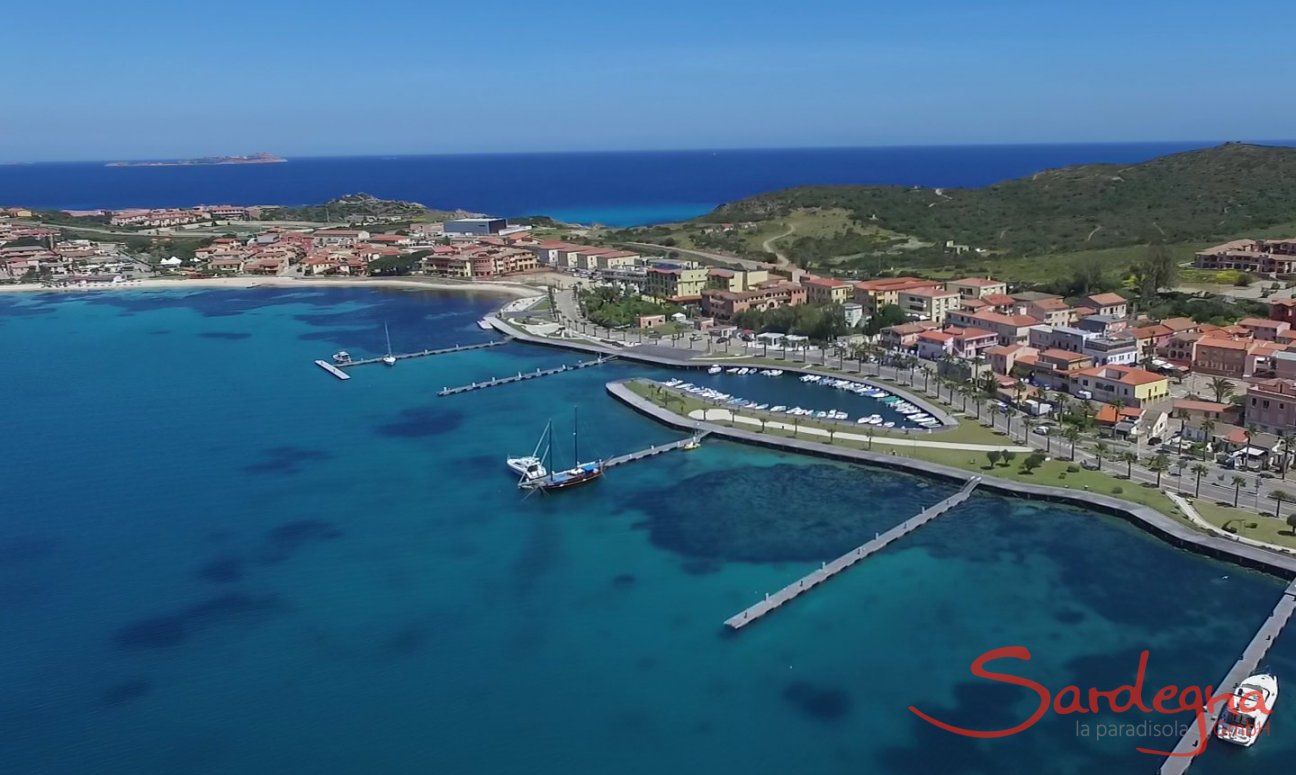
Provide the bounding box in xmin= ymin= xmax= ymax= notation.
xmin=338 ymin=339 xmax=510 ymax=368
xmin=438 ymin=356 xmax=615 ymax=396
xmin=724 ymin=477 xmax=982 ymax=630
xmin=1158 ymin=577 xmax=1296 ymax=774
xmin=314 ymin=360 xmax=351 ymax=380
xmin=603 ymin=433 xmax=709 ymax=469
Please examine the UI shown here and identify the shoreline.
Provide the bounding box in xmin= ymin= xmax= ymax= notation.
xmin=0 ymin=275 xmax=544 ymax=298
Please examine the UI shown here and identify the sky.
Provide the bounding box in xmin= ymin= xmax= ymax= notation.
xmin=4 ymin=0 xmax=1296 ymax=162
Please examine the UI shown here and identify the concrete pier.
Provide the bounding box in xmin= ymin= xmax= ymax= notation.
xmin=337 ymin=338 xmax=510 ymax=368
xmin=725 ymin=477 xmax=981 ymax=630
xmin=314 ymin=360 xmax=351 ymax=380
xmin=438 ymin=356 xmax=614 ymax=396
xmin=1159 ymin=577 xmax=1296 ymax=774
xmin=603 ymin=433 xmax=709 ymax=469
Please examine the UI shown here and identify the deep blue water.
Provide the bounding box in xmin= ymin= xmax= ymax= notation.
xmin=5 ymin=287 xmax=1296 ymax=773
xmin=4 ymin=142 xmax=1288 ymax=226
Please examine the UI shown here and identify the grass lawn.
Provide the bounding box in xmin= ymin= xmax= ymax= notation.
xmin=1190 ymin=498 xmax=1296 ymax=546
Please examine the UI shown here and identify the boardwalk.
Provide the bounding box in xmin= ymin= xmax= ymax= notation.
xmin=603 ymin=433 xmax=709 ymax=469
xmin=339 ymin=339 xmax=509 ymax=368
xmin=438 ymin=356 xmax=615 ymax=396
xmin=314 ymin=360 xmax=351 ymax=380
xmin=725 ymin=477 xmax=982 ymax=630
xmin=1159 ymin=577 xmax=1296 ymax=774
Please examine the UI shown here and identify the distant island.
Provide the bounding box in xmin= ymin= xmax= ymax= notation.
xmin=106 ymin=152 xmax=286 ymax=168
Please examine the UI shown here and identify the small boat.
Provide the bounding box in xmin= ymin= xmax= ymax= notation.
xmin=381 ymin=322 xmax=397 ymax=366
xmin=506 ymin=455 xmax=548 ymax=483
xmin=770 ymin=405 xmax=787 ymax=413
xmin=477 ymin=319 xmax=494 ymax=330
xmin=682 ymin=434 xmax=703 ymax=451
xmin=708 ymin=365 xmax=723 ymax=375
xmin=331 ymin=350 xmax=352 ymax=365
xmin=1216 ymin=673 xmax=1278 ymax=747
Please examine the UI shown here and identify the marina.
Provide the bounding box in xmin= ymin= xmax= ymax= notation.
xmin=1159 ymin=577 xmax=1296 ymax=774
xmin=724 ymin=477 xmax=982 ymax=630
xmin=438 ymin=355 xmax=615 ymax=396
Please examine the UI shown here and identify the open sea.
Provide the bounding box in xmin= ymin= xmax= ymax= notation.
xmin=4 ymin=286 xmax=1296 ymax=773
xmin=5 ymin=142 xmax=1293 ymax=225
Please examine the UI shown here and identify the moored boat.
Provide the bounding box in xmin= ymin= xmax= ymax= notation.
xmin=1216 ymin=672 xmax=1278 ymax=747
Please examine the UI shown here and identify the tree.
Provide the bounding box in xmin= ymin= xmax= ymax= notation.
xmin=1147 ymin=452 xmax=1171 ymax=487
xmin=1232 ymin=475 xmax=1246 ymax=508
xmin=1063 ymin=427 xmax=1081 ymax=461
xmin=986 ymin=450 xmax=1001 ymax=468
xmin=1001 ymin=450 xmax=1017 ymax=468
xmin=1192 ymin=463 xmax=1208 ymax=498
xmin=1208 ymin=377 xmax=1235 ymax=404
xmin=1135 ymin=243 xmax=1178 ymax=299
xmin=1287 ymin=512 xmax=1296 ymax=536
xmin=1094 ymin=442 xmax=1109 ymax=471
xmin=1021 ymin=452 xmax=1046 ymax=474
xmin=1270 ymin=490 xmax=1289 ymax=520
xmin=1122 ymin=451 xmax=1138 ymax=479
xmin=863 ymin=304 xmax=909 ymax=336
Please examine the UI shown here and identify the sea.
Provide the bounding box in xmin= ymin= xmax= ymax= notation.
xmin=3 ymin=285 xmax=1296 ymax=774
xmin=3 ymin=142 xmax=1290 ymax=226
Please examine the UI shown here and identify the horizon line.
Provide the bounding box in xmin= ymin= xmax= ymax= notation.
xmin=5 ymin=138 xmax=1296 ymax=166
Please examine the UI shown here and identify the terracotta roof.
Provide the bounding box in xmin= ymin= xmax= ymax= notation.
xmin=1173 ymin=399 xmax=1231 ymax=413
xmin=1086 ymin=293 xmax=1127 ymax=306
xmin=1073 ymin=365 xmax=1165 ymax=386
xmin=948 ymin=277 xmax=1004 ymax=287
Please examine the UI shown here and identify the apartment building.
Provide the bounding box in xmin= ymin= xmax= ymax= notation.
xmin=1195 ymin=238 xmax=1296 ymax=275
xmin=700 ymin=282 xmax=806 ymax=320
xmin=898 ymin=286 xmax=961 ymax=323
xmin=1070 ymin=365 xmax=1170 ymax=406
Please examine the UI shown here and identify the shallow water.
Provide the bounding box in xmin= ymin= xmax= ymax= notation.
xmin=3 ymin=288 xmax=1295 ymax=774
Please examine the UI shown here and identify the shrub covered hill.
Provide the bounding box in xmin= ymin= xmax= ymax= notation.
xmin=701 ymin=143 xmax=1296 ymax=256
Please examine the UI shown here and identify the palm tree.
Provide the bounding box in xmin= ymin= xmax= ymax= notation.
xmin=1270 ymin=490 xmax=1289 ymax=520
xmin=1175 ymin=458 xmax=1190 ymax=493
xmin=1094 ymin=442 xmax=1109 ymax=471
xmin=1192 ymin=463 xmax=1208 ymax=498
xmin=1122 ymin=451 xmax=1138 ymax=479
xmin=1063 ymin=427 xmax=1081 ymax=461
xmin=1232 ymin=475 xmax=1246 ymax=508
xmin=1147 ymin=452 xmax=1171 ymax=487
xmin=973 ymin=398 xmax=985 ymax=422
xmin=1242 ymin=424 xmax=1258 ymax=472
xmin=1208 ymin=377 xmax=1235 ymax=404
xmin=1174 ymin=408 xmax=1190 ymax=454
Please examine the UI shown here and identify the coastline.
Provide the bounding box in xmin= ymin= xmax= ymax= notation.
xmin=0 ymin=275 xmax=543 ymax=298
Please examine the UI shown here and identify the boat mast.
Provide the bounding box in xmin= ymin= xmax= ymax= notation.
xmin=384 ymin=322 xmax=393 ymax=357
xmin=573 ymin=406 xmax=579 ymax=465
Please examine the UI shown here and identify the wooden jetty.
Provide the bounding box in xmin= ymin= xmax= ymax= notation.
xmin=438 ymin=356 xmax=615 ymax=396
xmin=1159 ymin=577 xmax=1296 ymax=774
xmin=339 ymin=339 xmax=509 ymax=368
xmin=314 ymin=360 xmax=351 ymax=380
xmin=724 ymin=477 xmax=982 ymax=630
xmin=603 ymin=433 xmax=709 ymax=469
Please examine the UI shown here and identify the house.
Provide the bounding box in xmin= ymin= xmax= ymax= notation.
xmin=312 ymin=229 xmax=371 ymax=248
xmin=700 ymin=282 xmax=806 ymax=320
xmin=1237 ymin=317 xmax=1291 ymax=341
xmin=946 ymin=309 xmax=1041 ymax=346
xmin=1246 ymin=378 xmax=1296 ymax=434
xmin=897 ymin=286 xmax=962 ymax=323
xmin=644 ymin=264 xmax=708 ymax=302
xmin=802 ymin=276 xmax=853 ymax=305
xmin=707 ymin=267 xmax=770 ymax=293
xmin=1096 ymin=404 xmax=1168 ymax=443
xmin=1127 ymin=324 xmax=1174 ymax=359
xmin=1195 ymin=238 xmax=1296 ymax=275
xmin=1026 ymin=297 xmax=1072 ymax=326
xmin=945 ymin=277 xmax=1008 ymax=299
xmin=1172 ymin=399 xmax=1240 ymax=440
xmin=987 ymin=344 xmax=1037 ymax=375
xmin=1191 ymin=336 xmax=1257 ymax=379
xmin=880 ymin=321 xmax=941 ymax=349
xmin=1081 ymin=293 xmax=1128 ymax=319
xmin=1069 ymin=364 xmax=1169 ymax=406
xmin=915 ymin=326 xmax=997 ymax=361
xmin=852 ymin=277 xmax=942 ymax=315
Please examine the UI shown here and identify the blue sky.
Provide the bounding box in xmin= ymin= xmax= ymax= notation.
xmin=4 ymin=0 xmax=1295 ymax=161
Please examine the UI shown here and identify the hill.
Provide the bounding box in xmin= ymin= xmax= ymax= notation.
xmin=256 ymin=193 xmax=467 ymax=224
xmin=687 ymin=143 xmax=1296 ymax=265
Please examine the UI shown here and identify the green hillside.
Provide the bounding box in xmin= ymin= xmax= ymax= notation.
xmin=703 ymin=143 xmax=1296 ymax=257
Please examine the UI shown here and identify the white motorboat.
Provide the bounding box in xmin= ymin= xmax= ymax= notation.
xmin=708 ymin=365 xmax=723 ymax=374
xmin=507 ymin=455 xmax=548 ymax=483
xmin=331 ymin=350 xmax=352 ymax=365
xmin=1216 ymin=673 xmax=1277 ymax=747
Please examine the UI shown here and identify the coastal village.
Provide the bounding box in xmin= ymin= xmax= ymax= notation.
xmin=7 ymin=203 xmax=1296 ymax=532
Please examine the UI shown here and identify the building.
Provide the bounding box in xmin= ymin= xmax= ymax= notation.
xmin=915 ymin=326 xmax=997 ymax=361
xmin=1196 ymin=238 xmax=1296 ymax=275
xmin=1246 ymin=379 xmax=1296 ymax=434
xmin=945 ymin=277 xmax=1008 ymax=300
xmin=1026 ymin=297 xmax=1072 ymax=326
xmin=707 ymin=267 xmax=770 ymax=293
xmin=700 ymin=282 xmax=807 ymax=320
xmin=897 ymin=286 xmax=961 ymax=323
xmin=852 ymin=277 xmax=942 ymax=315
xmin=843 ymin=302 xmax=863 ymax=327
xmin=1238 ymin=317 xmax=1290 ymax=341
xmin=312 ymin=229 xmax=371 ymax=248
xmin=443 ymin=218 xmax=509 ymax=236
xmin=987 ymin=344 xmax=1037 ymax=375
xmin=880 ymin=321 xmax=940 ymax=349
xmin=802 ymin=276 xmax=853 ymax=305
xmin=645 ymin=264 xmax=709 ymax=302
xmin=1069 ymin=365 xmax=1170 ymax=406
xmin=1191 ymin=336 xmax=1256 ymax=379
xmin=1081 ymin=293 xmax=1128 ymax=319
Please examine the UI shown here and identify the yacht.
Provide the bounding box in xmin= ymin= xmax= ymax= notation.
xmin=506 ymin=455 xmax=548 ymax=483
xmin=519 ymin=409 xmax=604 ymax=492
xmin=331 ymin=350 xmax=352 ymax=365
xmin=1216 ymin=673 xmax=1278 ymax=747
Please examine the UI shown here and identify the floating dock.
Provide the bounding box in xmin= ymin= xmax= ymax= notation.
xmin=338 ymin=339 xmax=510 ymax=369
xmin=314 ymin=360 xmax=351 ymax=380
xmin=724 ymin=477 xmax=981 ymax=630
xmin=603 ymin=433 xmax=709 ymax=469
xmin=1159 ymin=577 xmax=1296 ymax=774
xmin=438 ymin=356 xmax=615 ymax=396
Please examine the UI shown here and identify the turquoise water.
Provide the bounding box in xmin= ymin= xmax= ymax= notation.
xmin=4 ymin=288 xmax=1296 ymax=774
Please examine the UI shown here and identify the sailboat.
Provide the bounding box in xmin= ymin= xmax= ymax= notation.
xmin=519 ymin=408 xmax=603 ymax=492
xmin=381 ymin=322 xmax=396 ymax=366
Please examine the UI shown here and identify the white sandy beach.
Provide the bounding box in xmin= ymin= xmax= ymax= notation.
xmin=0 ymin=275 xmax=546 ymax=298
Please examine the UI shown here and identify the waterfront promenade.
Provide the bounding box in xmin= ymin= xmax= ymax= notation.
xmin=726 ymin=477 xmax=981 ymax=630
